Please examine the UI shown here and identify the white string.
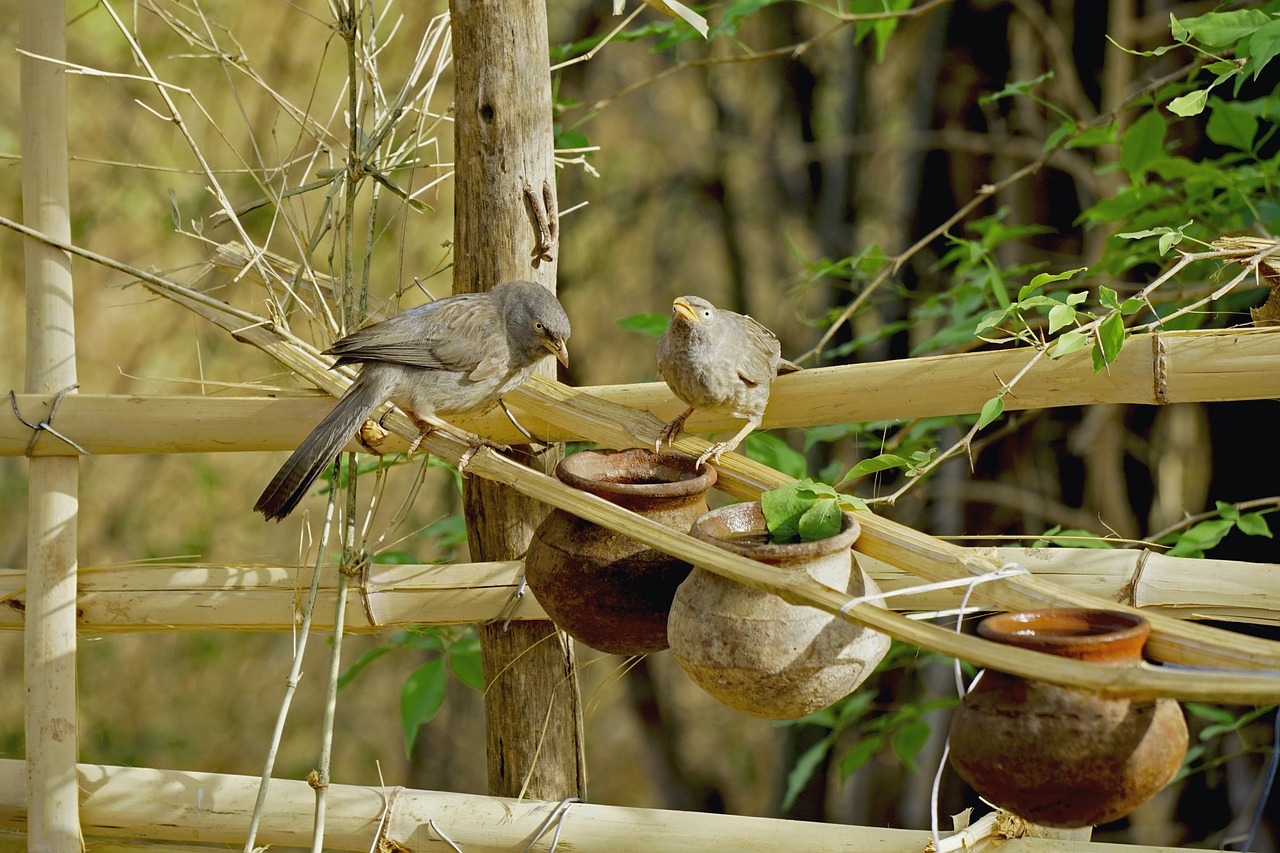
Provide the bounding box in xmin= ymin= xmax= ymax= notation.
xmin=927 ymin=563 xmax=1027 ymax=849
xmin=425 ymin=818 xmax=466 ymax=853
xmin=837 ymin=564 xmax=1028 ymax=616
xmin=521 ymin=797 xmax=580 ymax=853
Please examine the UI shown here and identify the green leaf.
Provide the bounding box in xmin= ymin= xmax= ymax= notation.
xmin=1236 ymin=512 xmax=1273 ymax=538
xmin=891 ymin=719 xmax=932 ymax=774
xmin=841 ymin=453 xmax=911 ymax=483
xmin=761 ymin=481 xmax=815 ymax=542
xmin=781 ymin=735 xmax=836 ymax=812
xmin=1185 ymin=702 xmax=1238 ymax=725
xmin=838 ymin=735 xmax=884 ymax=780
xmin=1091 ymin=313 xmax=1126 ymax=372
xmin=1050 ymin=330 xmax=1088 ymax=359
xmin=1028 ymin=267 xmax=1087 ymax=291
xmin=1164 ymin=518 xmax=1235 ymax=558
xmin=616 ymin=312 xmax=670 ymax=339
xmin=1099 ymin=286 xmax=1121 ymax=311
xmin=1176 ymin=10 xmax=1271 ymax=47
xmin=401 ymin=658 xmax=448 ymax=755
xmin=1047 ymin=303 xmax=1076 ymax=334
xmin=1248 ymin=19 xmax=1280 ymax=79
xmin=977 ymin=395 xmax=1004 ymax=430
xmin=1168 ymin=89 xmax=1209 ymax=117
xmin=1205 ymin=97 xmax=1259 ymax=151
xmin=1065 ymin=122 xmax=1116 ymax=150
xmin=798 ymin=498 xmax=844 ymax=542
xmin=448 ymin=648 xmax=485 ymax=690
xmin=1157 ymin=229 xmax=1185 ymax=255
xmin=1120 ymin=111 xmax=1166 ymax=180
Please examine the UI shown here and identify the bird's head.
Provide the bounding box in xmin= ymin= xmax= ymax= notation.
xmin=501 ymin=280 xmax=571 ymax=368
xmin=671 ymin=295 xmax=716 ymax=327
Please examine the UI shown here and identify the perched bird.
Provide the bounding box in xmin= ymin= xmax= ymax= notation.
xmin=656 ymin=295 xmax=799 ymax=467
xmin=255 ymin=280 xmax=570 ymax=520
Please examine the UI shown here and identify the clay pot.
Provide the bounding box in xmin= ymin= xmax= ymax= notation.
xmin=525 ymin=449 xmax=716 ymax=655
xmin=667 ymin=502 xmax=890 ymax=720
xmin=948 ymin=608 xmax=1188 ymax=828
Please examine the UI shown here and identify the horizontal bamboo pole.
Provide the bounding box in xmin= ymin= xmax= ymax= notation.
xmin=1 ymin=548 xmax=1276 ymax=633
xmin=5 ymin=328 xmax=1280 ymax=457
xmin=0 ymin=760 xmax=1192 ymax=852
xmin=94 ymin=267 xmax=1280 ymax=700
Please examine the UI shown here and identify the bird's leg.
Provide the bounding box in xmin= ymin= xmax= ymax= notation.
xmin=405 ymin=411 xmax=514 ymax=476
xmin=695 ymin=416 xmax=760 ymax=468
xmin=656 ymin=406 xmax=695 ymax=452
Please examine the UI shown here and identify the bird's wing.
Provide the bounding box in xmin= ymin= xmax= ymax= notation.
xmin=732 ymin=314 xmax=784 ymax=386
xmin=324 ymin=293 xmax=503 ymax=374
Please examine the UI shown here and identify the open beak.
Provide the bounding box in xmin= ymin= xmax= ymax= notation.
xmin=672 ymin=297 xmax=699 ymax=322
xmin=547 ymin=339 xmax=570 ymax=368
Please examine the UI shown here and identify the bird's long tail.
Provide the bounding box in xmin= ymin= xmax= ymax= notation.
xmin=254 ymin=372 xmax=384 ymax=521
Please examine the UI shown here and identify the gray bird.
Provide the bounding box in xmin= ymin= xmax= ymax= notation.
xmin=656 ymin=295 xmax=799 ymax=467
xmin=255 ymin=280 xmax=570 ymax=520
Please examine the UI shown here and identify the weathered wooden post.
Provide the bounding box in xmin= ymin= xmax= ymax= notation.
xmin=448 ymin=0 xmax=587 ymax=799
xmin=20 ymin=0 xmax=81 ymax=848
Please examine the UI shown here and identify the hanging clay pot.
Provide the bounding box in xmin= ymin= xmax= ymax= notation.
xmin=947 ymin=608 xmax=1188 ymax=828
xmin=667 ymin=502 xmax=890 ymax=720
xmin=525 ymin=448 xmax=716 ymax=655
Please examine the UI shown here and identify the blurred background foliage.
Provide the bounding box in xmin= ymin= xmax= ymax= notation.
xmin=2 ymin=0 xmax=1279 ymax=848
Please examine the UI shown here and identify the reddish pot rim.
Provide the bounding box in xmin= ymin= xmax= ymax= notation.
xmin=691 ymin=501 xmax=861 ymax=560
xmin=977 ymin=608 xmax=1150 ymax=663
xmin=556 ymin=448 xmax=717 ymax=499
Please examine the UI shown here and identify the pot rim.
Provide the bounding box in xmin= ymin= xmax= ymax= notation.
xmin=977 ymin=608 xmax=1150 ymax=660
xmin=556 ymin=448 xmax=717 ymax=498
xmin=691 ymin=500 xmax=861 ymax=558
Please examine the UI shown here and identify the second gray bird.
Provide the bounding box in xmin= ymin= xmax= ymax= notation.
xmin=255 ymin=280 xmax=570 ymax=520
xmin=656 ymin=295 xmax=799 ymax=467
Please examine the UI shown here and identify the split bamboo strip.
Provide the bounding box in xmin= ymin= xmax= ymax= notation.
xmin=0 ymin=760 xmax=1192 ymax=852
xmin=5 ymin=324 xmax=1280 ymax=457
xmin=1 ymin=548 xmax=1276 ymax=633
xmin=19 ymin=1 xmax=81 ymax=850
xmin=507 ymin=375 xmax=1280 ymax=679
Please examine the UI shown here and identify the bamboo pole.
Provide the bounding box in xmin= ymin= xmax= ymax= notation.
xmin=19 ymin=1 xmax=81 ymax=850
xmin=448 ymin=0 xmax=586 ymax=801
xmin=6 ymin=326 xmax=1280 ymax=456
xmin=0 ymin=760 xmax=1192 ymax=853
xmin=2 ymin=547 xmax=1277 ymax=633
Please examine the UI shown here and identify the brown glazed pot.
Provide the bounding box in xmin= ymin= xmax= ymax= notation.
xmin=525 ymin=449 xmax=716 ymax=655
xmin=666 ymin=502 xmax=890 ymax=720
xmin=947 ymin=608 xmax=1189 ymax=828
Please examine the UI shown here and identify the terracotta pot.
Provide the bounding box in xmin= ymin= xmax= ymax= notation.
xmin=667 ymin=502 xmax=890 ymax=720
xmin=525 ymin=449 xmax=716 ymax=655
xmin=948 ymin=608 xmax=1188 ymax=828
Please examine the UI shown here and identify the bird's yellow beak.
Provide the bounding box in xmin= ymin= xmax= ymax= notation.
xmin=547 ymin=339 xmax=570 ymax=368
xmin=672 ymin=297 xmax=699 ymax=322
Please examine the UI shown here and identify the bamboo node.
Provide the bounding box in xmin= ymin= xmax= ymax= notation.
xmin=1117 ymin=549 xmax=1151 ymax=608
xmin=1152 ymin=331 xmax=1169 ymax=405
xmin=8 ymin=385 xmax=89 ymax=455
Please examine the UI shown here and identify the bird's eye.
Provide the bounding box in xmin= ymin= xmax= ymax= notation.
xmin=701 ymin=309 xmax=712 ymax=318
xmin=534 ymin=321 xmax=544 ymax=331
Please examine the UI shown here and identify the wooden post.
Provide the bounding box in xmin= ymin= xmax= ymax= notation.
xmin=20 ymin=0 xmax=81 ymax=848
xmin=448 ymin=0 xmax=587 ymax=799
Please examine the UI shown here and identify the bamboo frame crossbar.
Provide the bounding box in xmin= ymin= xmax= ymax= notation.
xmin=5 ymin=325 xmax=1280 ymax=456
xmin=2 ymin=547 xmax=1277 ymax=633
xmin=0 ymin=759 xmax=1193 ymax=852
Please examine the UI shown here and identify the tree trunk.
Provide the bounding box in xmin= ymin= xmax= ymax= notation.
xmin=449 ymin=0 xmax=587 ymax=800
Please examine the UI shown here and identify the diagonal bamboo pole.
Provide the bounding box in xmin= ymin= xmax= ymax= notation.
xmin=19 ymin=1 xmax=81 ymax=850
